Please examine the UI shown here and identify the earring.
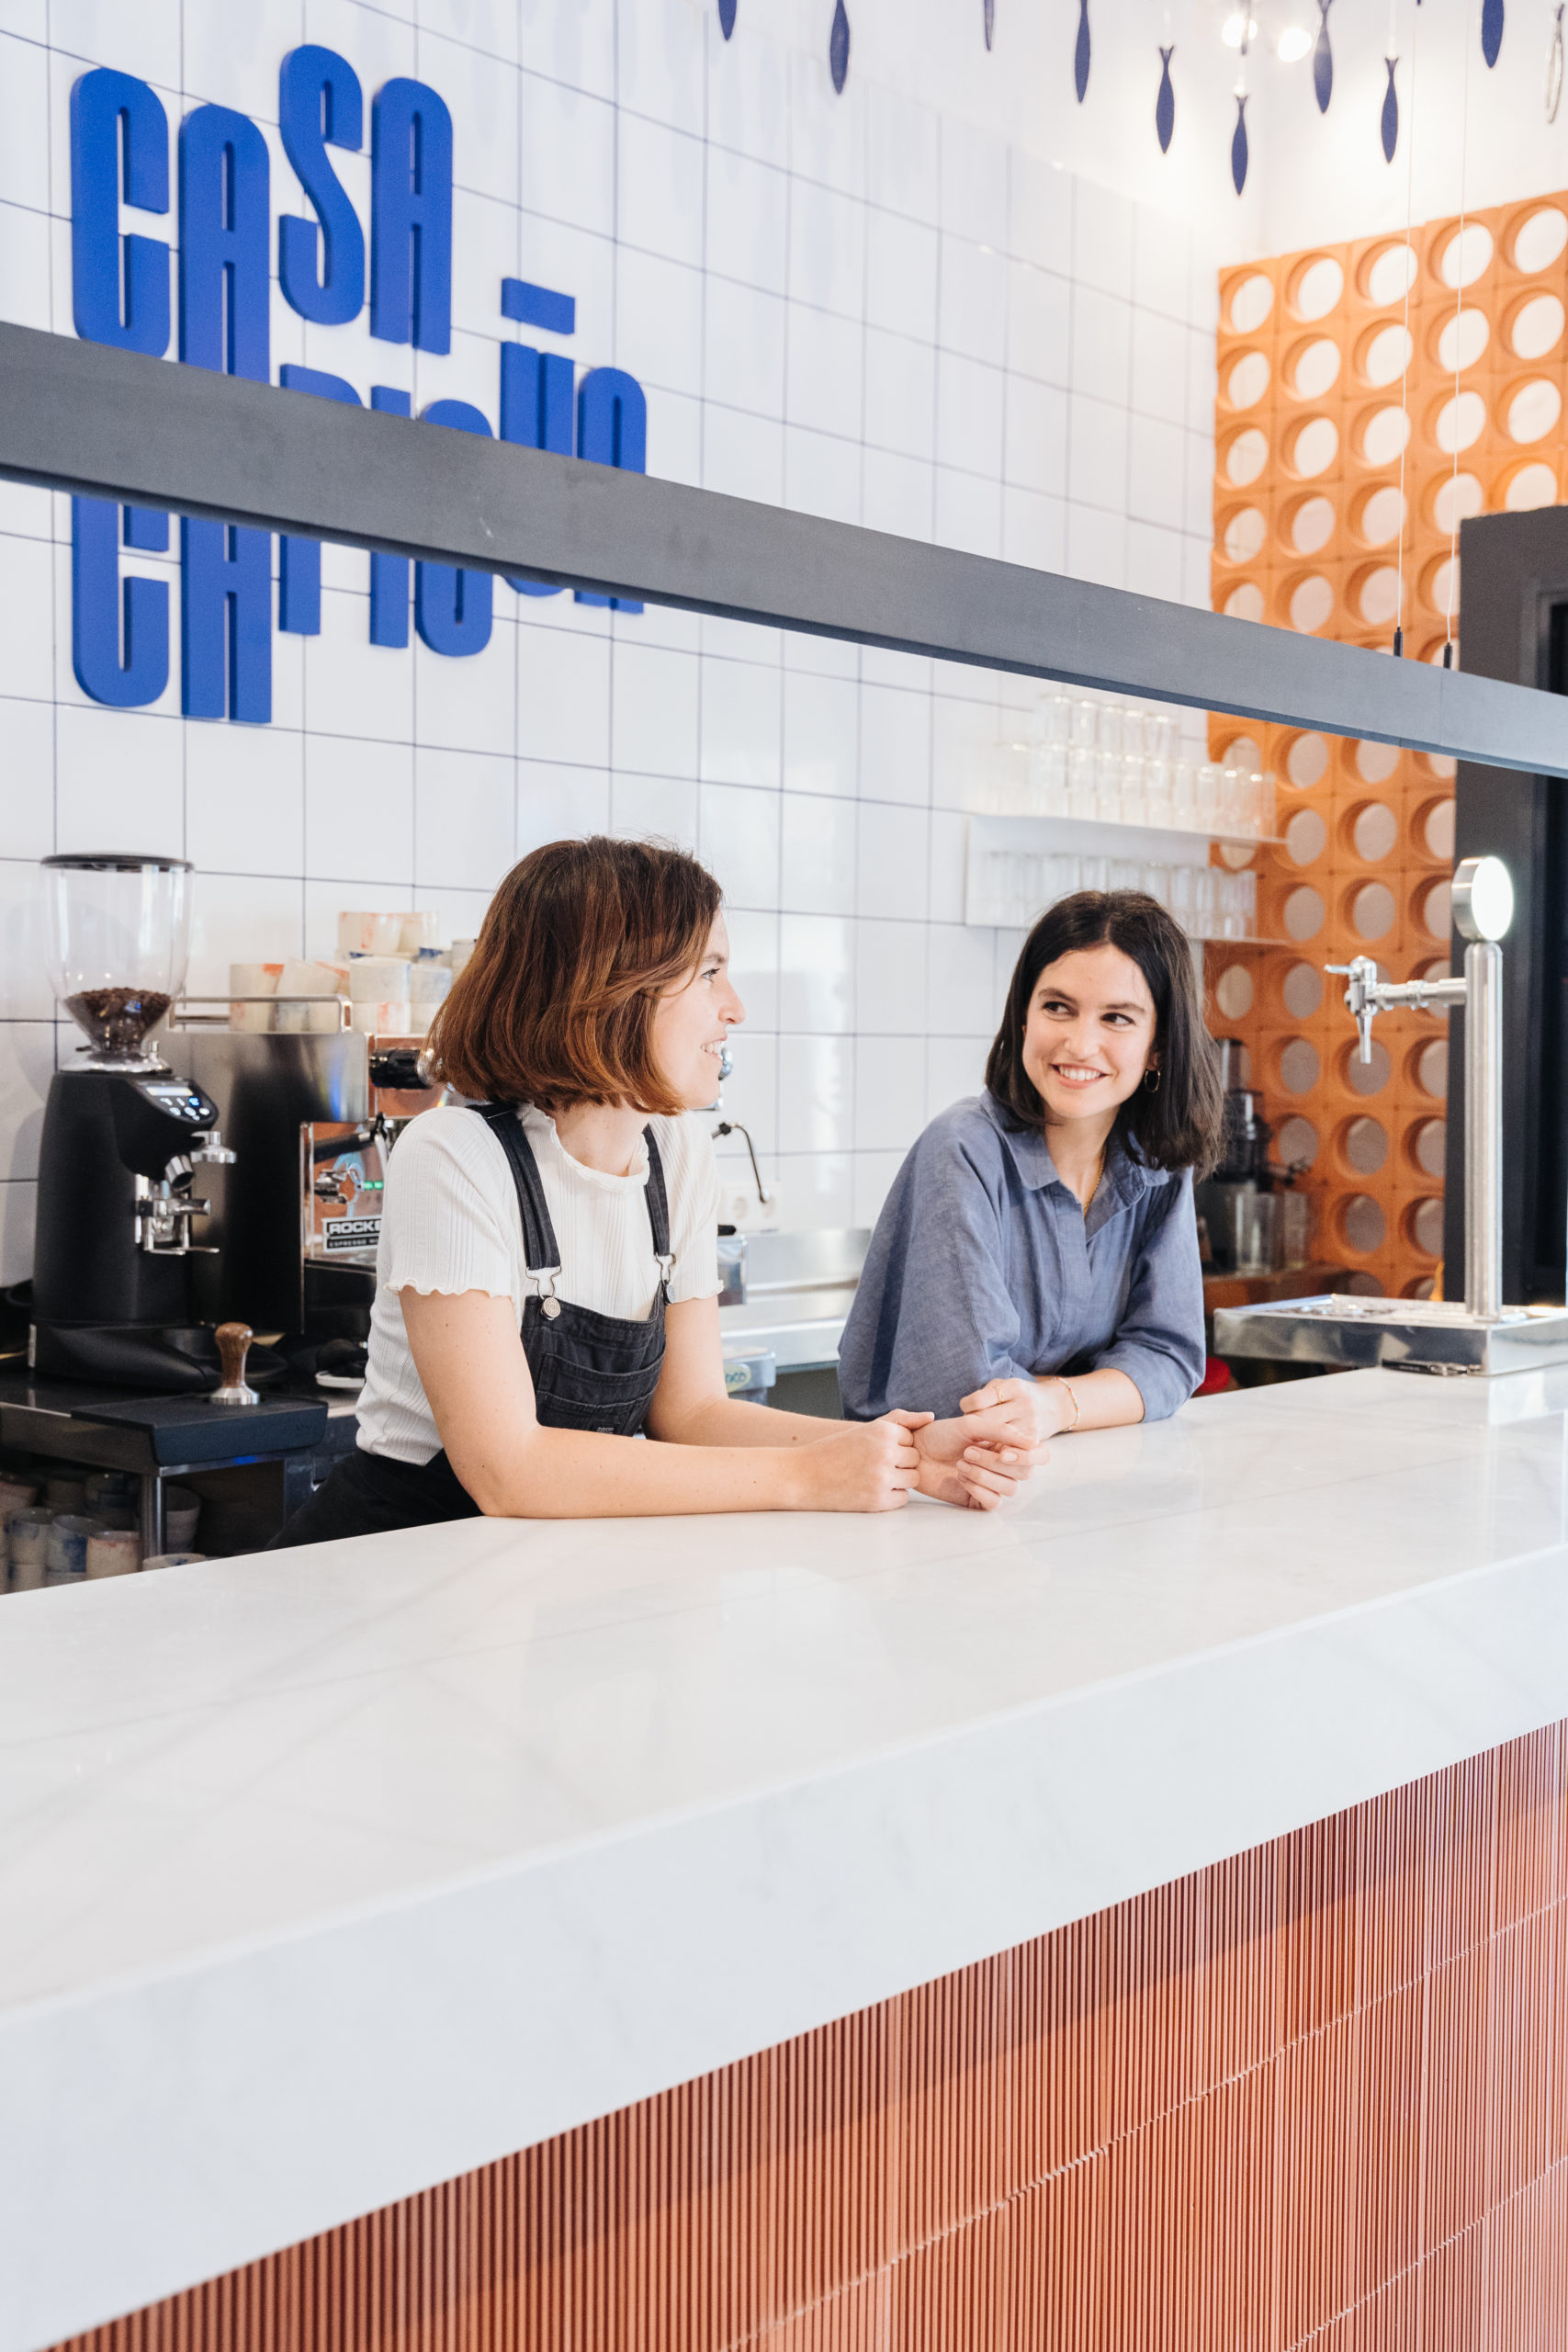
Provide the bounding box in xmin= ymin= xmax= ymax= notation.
xmin=1144 ymin=1066 xmax=1161 ymax=1092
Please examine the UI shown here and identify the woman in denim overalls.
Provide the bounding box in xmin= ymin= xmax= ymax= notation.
xmin=276 ymin=841 xmax=1036 ymax=1545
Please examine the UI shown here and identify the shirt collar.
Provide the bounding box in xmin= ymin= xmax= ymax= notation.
xmin=522 ymin=1103 xmax=651 ymax=1193
xmin=979 ymin=1089 xmax=1169 ymax=1208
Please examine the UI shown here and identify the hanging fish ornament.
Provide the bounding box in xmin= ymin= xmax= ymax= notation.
xmin=1381 ymin=57 xmax=1399 ymax=160
xmin=717 ymin=0 xmax=736 ymax=35
xmin=1231 ymin=92 xmax=1249 ymax=193
xmin=1156 ymin=46 xmax=1175 ymax=152
xmin=984 ymin=0 xmax=995 ymax=51
xmin=1550 ymin=4 xmax=1564 ymax=121
xmin=1075 ymin=0 xmax=1091 ymax=103
xmin=1481 ymin=0 xmax=1504 ymax=67
xmin=829 ymin=0 xmax=850 ymax=91
xmin=1314 ymin=0 xmax=1334 ymax=113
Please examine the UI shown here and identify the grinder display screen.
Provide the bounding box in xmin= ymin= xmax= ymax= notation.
xmin=140 ymin=1081 xmax=209 ymax=1119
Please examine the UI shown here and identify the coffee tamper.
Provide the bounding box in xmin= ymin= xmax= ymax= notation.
xmin=211 ymin=1321 xmax=260 ymax=1406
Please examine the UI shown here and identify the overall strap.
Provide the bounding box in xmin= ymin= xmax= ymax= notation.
xmin=467 ymin=1103 xmax=563 ymax=1310
xmin=643 ymin=1127 xmax=675 ymax=1294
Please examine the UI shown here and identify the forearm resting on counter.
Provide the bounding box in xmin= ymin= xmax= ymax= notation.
xmin=1042 ymin=1366 xmax=1145 ymax=1431
xmin=400 ymin=1287 xmax=919 ymax=1517
xmin=455 ymin=1420 xmax=839 ymax=1517
xmin=961 ymin=1365 xmax=1145 ymax=1444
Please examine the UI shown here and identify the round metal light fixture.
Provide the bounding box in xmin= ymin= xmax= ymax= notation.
xmin=1451 ymin=854 xmax=1514 ymax=942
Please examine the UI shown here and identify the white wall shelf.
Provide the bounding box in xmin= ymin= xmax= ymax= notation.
xmin=964 ymin=815 xmax=1268 ymax=940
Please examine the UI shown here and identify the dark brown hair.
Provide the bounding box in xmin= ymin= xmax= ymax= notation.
xmin=428 ymin=837 xmax=722 ymax=1114
xmin=985 ymin=890 xmax=1224 ymax=1173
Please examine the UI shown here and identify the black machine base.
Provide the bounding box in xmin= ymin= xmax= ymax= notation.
xmin=31 ymin=1319 xmax=287 ymax=1395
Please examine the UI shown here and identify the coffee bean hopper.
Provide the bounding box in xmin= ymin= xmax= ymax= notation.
xmin=28 ymin=852 xmax=276 ymax=1394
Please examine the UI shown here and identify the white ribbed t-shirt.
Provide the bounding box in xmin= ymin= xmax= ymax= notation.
xmin=355 ymin=1103 xmax=722 ymax=1464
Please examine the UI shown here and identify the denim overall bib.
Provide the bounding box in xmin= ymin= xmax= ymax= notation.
xmin=272 ymin=1104 xmax=672 ymax=1546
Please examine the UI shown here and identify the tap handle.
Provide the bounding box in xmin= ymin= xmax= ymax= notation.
xmin=212 ymin=1320 xmax=260 ymax=1407
xmin=1326 ymin=956 xmax=1378 ymax=1063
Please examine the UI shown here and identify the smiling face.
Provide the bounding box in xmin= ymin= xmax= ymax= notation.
xmin=649 ymin=915 xmax=745 ymax=1109
xmin=1021 ymin=942 xmax=1159 ymax=1136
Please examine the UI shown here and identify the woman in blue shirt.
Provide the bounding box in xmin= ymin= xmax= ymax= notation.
xmin=840 ymin=890 xmax=1224 ymax=1442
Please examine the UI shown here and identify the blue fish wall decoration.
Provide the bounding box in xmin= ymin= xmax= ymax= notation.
xmin=1075 ymin=0 xmax=1091 ymax=102
xmin=829 ymin=0 xmax=850 ymax=91
xmin=1381 ymin=57 xmax=1398 ymax=160
xmin=984 ymin=0 xmax=995 ymax=51
xmin=1482 ymin=0 xmax=1504 ymax=66
xmin=717 ymin=0 xmax=736 ymax=35
xmin=1314 ymin=0 xmax=1334 ymax=113
xmin=1156 ymin=45 xmax=1175 ymax=152
xmin=1231 ymin=92 xmax=1248 ymax=194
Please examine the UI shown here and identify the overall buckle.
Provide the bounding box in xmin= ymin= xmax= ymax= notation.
xmin=531 ymin=1264 xmax=563 ymax=1320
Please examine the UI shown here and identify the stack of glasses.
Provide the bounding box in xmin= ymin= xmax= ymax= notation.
xmin=973 ymin=852 xmax=1258 ymax=940
xmin=971 ymin=693 xmax=1276 ymax=841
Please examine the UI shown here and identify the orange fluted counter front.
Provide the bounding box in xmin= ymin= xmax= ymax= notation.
xmin=53 ymin=1725 xmax=1567 ymax=2352
xmin=6 ymin=1370 xmax=1568 ymax=2351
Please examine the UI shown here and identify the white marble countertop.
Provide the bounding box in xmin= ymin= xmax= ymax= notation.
xmin=5 ymin=1368 xmax=1568 ymax=2350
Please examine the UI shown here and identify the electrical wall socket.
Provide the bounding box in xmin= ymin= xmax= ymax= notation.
xmin=717 ymin=1182 xmax=783 ymax=1232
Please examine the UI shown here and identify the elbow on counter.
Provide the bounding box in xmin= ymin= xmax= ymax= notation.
xmin=442 ymin=1430 xmax=562 ymax=1521
xmin=1092 ymin=1341 xmax=1203 ymax=1424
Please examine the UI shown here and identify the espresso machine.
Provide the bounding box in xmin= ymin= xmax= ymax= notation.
xmin=29 ymin=853 xmax=270 ymax=1392
xmin=171 ymin=1022 xmax=441 ymax=1380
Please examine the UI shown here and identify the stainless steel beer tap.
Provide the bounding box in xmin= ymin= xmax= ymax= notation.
xmin=1327 ymin=854 xmax=1512 ymax=1322
xmin=1210 ymin=854 xmax=1568 ymax=1373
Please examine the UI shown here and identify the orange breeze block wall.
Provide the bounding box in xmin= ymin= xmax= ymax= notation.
xmin=1209 ymin=197 xmax=1568 ymax=1300
xmin=51 ymin=1722 xmax=1568 ymax=2352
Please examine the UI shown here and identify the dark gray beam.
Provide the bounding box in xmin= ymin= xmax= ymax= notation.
xmin=4 ymin=321 xmax=1568 ymax=777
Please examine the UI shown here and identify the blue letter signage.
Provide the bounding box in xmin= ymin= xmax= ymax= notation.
xmin=66 ymin=49 xmax=650 ymax=718
xmin=181 ymin=519 xmax=272 ymax=722
xmin=71 ymin=499 xmax=170 ymax=707
xmin=278 ymin=47 xmax=366 ymax=326
xmin=69 ymin=70 xmax=171 ymax=355
xmin=370 ymin=78 xmax=453 ymax=354
xmin=178 ymin=105 xmax=271 ymax=379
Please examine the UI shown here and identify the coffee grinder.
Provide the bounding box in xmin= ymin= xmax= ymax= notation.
xmin=1195 ymin=1036 xmax=1274 ymax=1273
xmin=30 ymin=854 xmax=263 ymax=1392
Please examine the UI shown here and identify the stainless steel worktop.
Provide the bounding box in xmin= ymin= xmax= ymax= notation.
xmin=716 ymin=1227 xmax=867 ymax=1378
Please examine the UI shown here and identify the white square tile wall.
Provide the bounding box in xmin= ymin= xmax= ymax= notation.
xmin=0 ymin=0 xmax=1223 ymax=1275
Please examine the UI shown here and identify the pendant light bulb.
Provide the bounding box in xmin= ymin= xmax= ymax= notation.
xmin=1222 ymin=13 xmax=1258 ymax=46
xmin=1277 ymin=25 xmax=1312 ymax=62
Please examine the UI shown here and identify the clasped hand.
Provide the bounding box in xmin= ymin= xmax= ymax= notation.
xmin=895 ymin=1375 xmax=1053 ymax=1512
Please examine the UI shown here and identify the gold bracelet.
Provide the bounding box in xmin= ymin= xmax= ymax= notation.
xmin=1055 ymin=1376 xmax=1080 ymax=1432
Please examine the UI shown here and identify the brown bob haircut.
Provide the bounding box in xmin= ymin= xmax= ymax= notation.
xmin=985 ymin=890 xmax=1224 ymax=1174
xmin=428 ymin=837 xmax=722 ymax=1114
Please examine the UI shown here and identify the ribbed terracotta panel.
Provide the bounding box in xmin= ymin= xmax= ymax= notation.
xmin=52 ymin=1724 xmax=1568 ymax=2352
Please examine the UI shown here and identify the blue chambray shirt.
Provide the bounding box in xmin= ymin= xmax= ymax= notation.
xmin=838 ymin=1091 xmax=1205 ymax=1424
